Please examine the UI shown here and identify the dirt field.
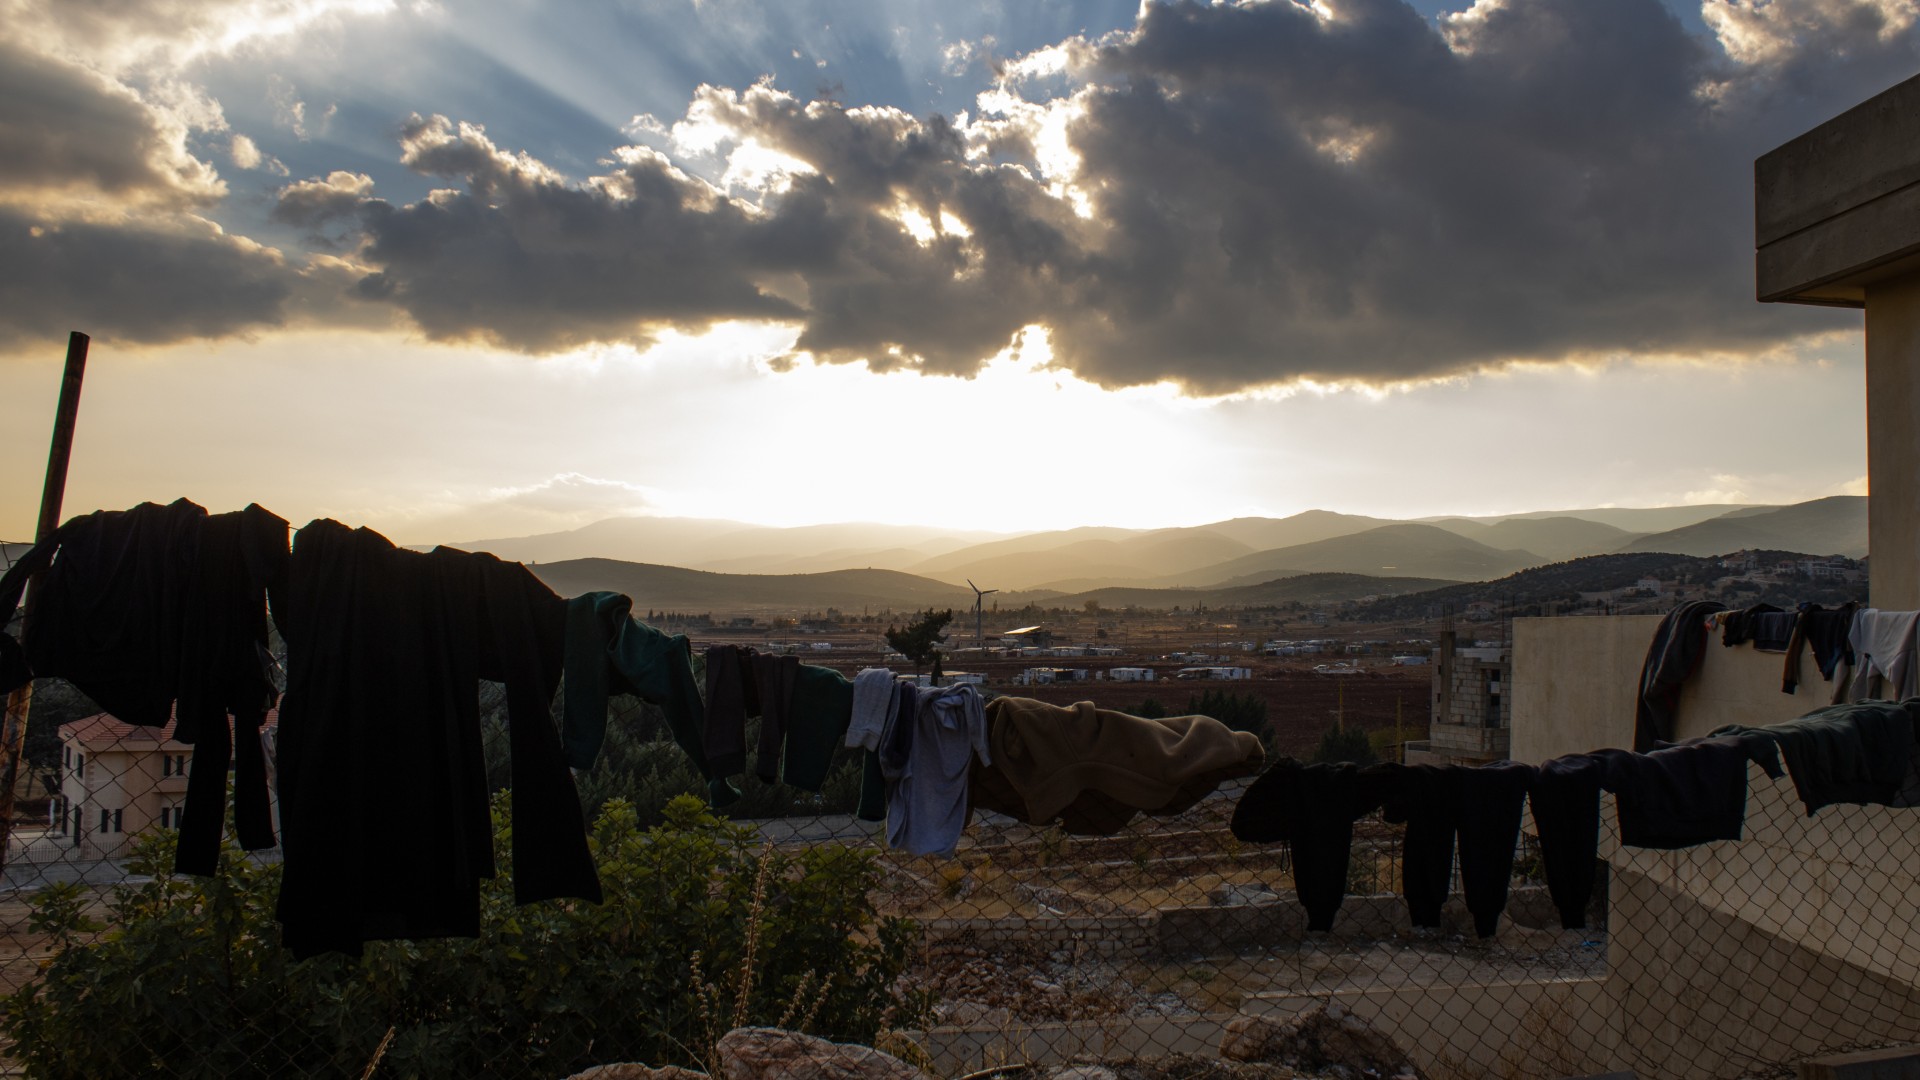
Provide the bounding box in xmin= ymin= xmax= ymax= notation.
xmin=992 ymin=671 xmax=1428 ymax=756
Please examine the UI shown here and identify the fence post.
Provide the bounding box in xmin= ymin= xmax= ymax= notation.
xmin=0 ymin=331 xmax=91 ymax=870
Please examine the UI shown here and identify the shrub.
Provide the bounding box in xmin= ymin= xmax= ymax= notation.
xmin=3 ymin=794 xmax=928 ymax=1079
xmin=1185 ymin=688 xmax=1272 ymax=746
xmin=1310 ymin=723 xmax=1375 ymax=765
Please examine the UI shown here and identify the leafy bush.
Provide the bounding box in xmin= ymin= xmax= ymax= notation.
xmin=1185 ymin=688 xmax=1272 ymax=746
xmin=1309 ymin=723 xmax=1375 ymax=765
xmin=3 ymin=795 xmax=928 ymax=1079
xmin=483 ymin=696 xmax=863 ymax=827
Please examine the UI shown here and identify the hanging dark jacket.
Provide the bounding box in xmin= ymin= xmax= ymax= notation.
xmin=1782 ymin=602 xmax=1859 ymax=694
xmin=1712 ymin=699 xmax=1920 ymax=816
xmin=0 ymin=499 xmax=286 ymax=876
xmin=1634 ymin=600 xmax=1728 ymax=751
xmin=0 ymin=499 xmax=206 ymax=725
xmin=271 ymin=521 xmax=599 ymax=959
xmin=561 ymin=592 xmax=708 ymax=772
xmin=1593 ymin=737 xmax=1757 ymax=850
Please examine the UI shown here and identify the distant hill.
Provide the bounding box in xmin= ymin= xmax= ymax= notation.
xmin=1619 ymin=496 xmax=1866 ymax=558
xmin=447 ymin=516 xmax=1003 ymax=569
xmin=905 ymin=525 xmax=1146 ymax=575
xmin=1440 ymin=504 xmax=1760 ymax=532
xmin=1348 ymin=549 xmax=1863 ymax=622
xmin=1425 ymin=516 xmax=1643 ymax=562
xmin=912 ymin=529 xmax=1257 ymax=590
xmin=1154 ymin=523 xmax=1544 ymax=588
xmin=528 ymin=559 xmax=974 ymax=614
xmin=437 ymin=498 xmax=1860 ymax=588
xmin=692 ymin=546 xmax=933 ymax=574
xmin=1162 ymin=511 xmax=1394 ymax=552
xmin=1041 ymin=572 xmax=1457 ymax=611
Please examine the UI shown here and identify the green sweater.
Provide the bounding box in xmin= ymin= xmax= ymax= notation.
xmin=563 ymin=592 xmax=739 ymax=805
xmin=778 ymin=663 xmax=855 ymax=792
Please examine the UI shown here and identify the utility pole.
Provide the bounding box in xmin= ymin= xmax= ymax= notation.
xmin=1395 ymin=695 xmax=1404 ymax=763
xmin=0 ymin=331 xmax=90 ymax=871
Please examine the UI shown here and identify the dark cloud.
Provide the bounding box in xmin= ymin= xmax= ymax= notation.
xmin=0 ymin=209 xmax=297 ymax=351
xmin=283 ymin=0 xmax=1908 ymax=390
xmin=281 ymin=114 xmax=805 ymax=353
xmin=0 ymin=37 xmax=224 ymax=207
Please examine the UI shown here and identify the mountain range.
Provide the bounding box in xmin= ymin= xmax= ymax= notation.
xmin=455 ymin=496 xmax=1867 ymax=612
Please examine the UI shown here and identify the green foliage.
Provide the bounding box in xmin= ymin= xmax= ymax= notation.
xmin=3 ymin=795 xmax=928 ymax=1079
xmin=884 ymin=608 xmax=953 ymax=674
xmin=1184 ymin=688 xmax=1271 ymax=745
xmin=1366 ymin=728 xmax=1404 ymax=761
xmin=1130 ymin=697 xmax=1170 ymax=719
xmin=1310 ymin=723 xmax=1376 ymax=765
xmin=483 ymin=697 xmax=863 ymax=827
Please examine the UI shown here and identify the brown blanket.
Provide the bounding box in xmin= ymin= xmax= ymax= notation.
xmin=970 ymin=696 xmax=1266 ymax=835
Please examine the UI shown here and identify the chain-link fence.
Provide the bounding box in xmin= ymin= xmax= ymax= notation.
xmin=0 ymin=653 xmax=1916 ymax=1079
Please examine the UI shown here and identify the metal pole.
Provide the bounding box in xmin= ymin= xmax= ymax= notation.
xmin=0 ymin=331 xmax=90 ymax=870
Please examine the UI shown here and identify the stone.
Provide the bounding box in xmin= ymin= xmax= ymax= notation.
xmin=1208 ymin=883 xmax=1280 ymax=907
xmin=565 ymin=1067 xmax=709 ymax=1080
xmin=717 ymin=1027 xmax=932 ymax=1080
xmin=1218 ymin=1006 xmax=1428 ymax=1079
xmin=1045 ymin=1067 xmax=1116 ymax=1080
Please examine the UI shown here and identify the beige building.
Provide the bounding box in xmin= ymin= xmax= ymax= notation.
xmin=54 ymin=710 xmax=278 ymax=861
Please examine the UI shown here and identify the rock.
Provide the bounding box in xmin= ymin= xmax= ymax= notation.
xmin=565 ymin=1067 xmax=708 ymax=1080
xmin=1219 ymin=1006 xmax=1427 ymax=1079
xmin=717 ymin=1027 xmax=931 ymax=1080
xmin=1045 ymin=1067 xmax=1116 ymax=1080
xmin=1208 ymin=883 xmax=1280 ymax=907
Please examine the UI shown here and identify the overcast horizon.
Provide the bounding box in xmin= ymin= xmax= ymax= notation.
xmin=1 ymin=0 xmax=1906 ymax=542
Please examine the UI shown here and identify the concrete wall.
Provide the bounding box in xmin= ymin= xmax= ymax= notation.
xmin=1509 ymin=614 xmax=1840 ymax=761
xmin=1869 ymin=273 xmax=1920 ymax=609
xmin=1509 ymin=613 xmax=1920 ymax=1079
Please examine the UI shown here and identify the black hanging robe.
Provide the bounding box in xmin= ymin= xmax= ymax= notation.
xmin=270 ymin=520 xmax=600 ymax=959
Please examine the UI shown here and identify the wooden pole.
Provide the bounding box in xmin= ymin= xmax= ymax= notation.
xmin=0 ymin=331 xmax=91 ymax=870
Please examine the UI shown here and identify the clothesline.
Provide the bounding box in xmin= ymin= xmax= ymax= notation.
xmin=2 ymin=501 xmax=1908 ymax=958
xmin=0 ymin=499 xmax=1271 ymax=956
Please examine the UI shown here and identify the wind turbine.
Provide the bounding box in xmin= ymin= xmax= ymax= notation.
xmin=967 ymin=579 xmax=998 ymax=645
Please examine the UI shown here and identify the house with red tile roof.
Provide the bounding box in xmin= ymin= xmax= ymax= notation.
xmin=54 ymin=709 xmax=278 ymax=861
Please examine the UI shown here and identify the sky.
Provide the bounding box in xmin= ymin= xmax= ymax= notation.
xmin=0 ymin=0 xmax=1911 ymax=543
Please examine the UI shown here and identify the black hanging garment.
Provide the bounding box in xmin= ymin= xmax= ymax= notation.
xmin=1454 ymin=761 xmax=1534 ymax=938
xmin=1592 ymin=737 xmax=1757 ymax=849
xmin=1781 ymin=602 xmax=1859 ymax=694
xmin=1381 ymin=761 xmax=1534 ymax=937
xmin=1720 ymin=603 xmax=1784 ymax=648
xmin=1231 ymin=759 xmax=1394 ymax=932
xmin=1530 ymin=754 xmax=1605 ymax=929
xmin=173 ymin=505 xmax=287 ymax=873
xmin=0 ymin=499 xmax=286 ymax=876
xmin=1712 ymin=698 xmax=1920 ymax=816
xmin=1379 ymin=764 xmax=1459 ymax=929
xmin=271 ymin=521 xmax=600 ymax=959
xmin=703 ymin=644 xmax=759 ymax=788
xmin=1634 ymin=600 xmax=1729 ymax=751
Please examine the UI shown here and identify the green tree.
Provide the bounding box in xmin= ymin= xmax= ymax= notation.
xmin=884 ymin=608 xmax=952 ymax=678
xmin=1185 ymin=688 xmax=1272 ymax=747
xmin=1310 ymin=723 xmax=1375 ymax=765
xmin=1132 ymin=697 xmax=1169 ymax=719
